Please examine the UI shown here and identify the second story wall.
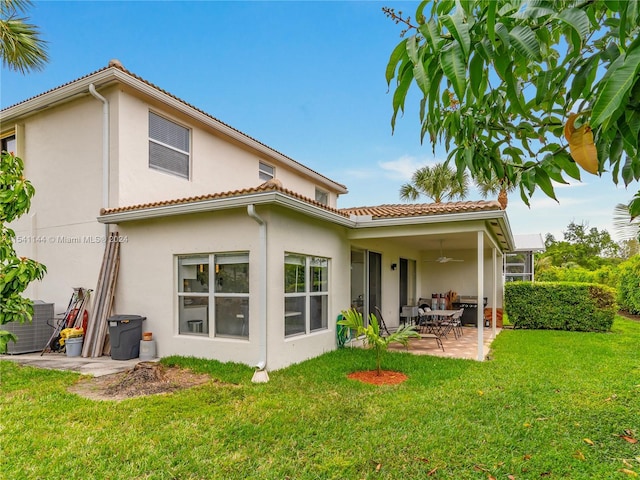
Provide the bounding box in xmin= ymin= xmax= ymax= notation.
xmin=9 ymin=96 xmax=104 ymax=231
xmin=113 ymin=86 xmax=340 ymax=208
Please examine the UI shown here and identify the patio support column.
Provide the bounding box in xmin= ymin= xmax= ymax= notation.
xmin=477 ymin=231 xmax=484 ymax=361
xmin=492 ymin=247 xmax=497 ymax=336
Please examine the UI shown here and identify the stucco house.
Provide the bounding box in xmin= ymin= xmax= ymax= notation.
xmin=1 ymin=60 xmax=514 ymax=375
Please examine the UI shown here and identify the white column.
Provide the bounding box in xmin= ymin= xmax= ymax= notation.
xmin=477 ymin=231 xmax=484 ymax=361
xmin=492 ymin=246 xmax=497 ymax=336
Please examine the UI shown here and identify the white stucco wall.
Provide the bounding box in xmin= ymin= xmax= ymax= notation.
xmin=4 ymin=84 xmax=343 ymax=323
xmin=8 ymin=96 xmax=106 ymax=310
xmin=420 ymin=246 xmax=504 ymax=309
xmin=112 ymin=205 xmax=350 ymax=370
xmin=114 ymin=88 xmax=339 ymax=208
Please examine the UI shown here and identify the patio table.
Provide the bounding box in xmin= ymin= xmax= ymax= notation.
xmin=420 ymin=310 xmax=459 ymax=337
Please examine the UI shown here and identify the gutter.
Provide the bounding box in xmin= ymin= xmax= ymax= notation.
xmin=97 ymin=191 xmax=515 ymax=252
xmin=98 ymin=191 xmax=355 ymax=227
xmin=88 ymin=84 xmax=110 ymax=239
xmin=247 ymin=204 xmax=269 ymax=383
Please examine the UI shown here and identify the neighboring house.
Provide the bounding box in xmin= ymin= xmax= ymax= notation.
xmin=504 ymin=234 xmax=546 ymax=282
xmin=1 ymin=60 xmax=515 ymax=372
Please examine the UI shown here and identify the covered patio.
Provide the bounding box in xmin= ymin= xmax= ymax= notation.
xmin=387 ymin=326 xmax=502 ymax=360
xmin=343 ymin=200 xmax=514 ymax=361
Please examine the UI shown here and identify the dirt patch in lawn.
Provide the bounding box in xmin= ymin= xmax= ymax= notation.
xmin=618 ymin=310 xmax=640 ymax=322
xmin=68 ymin=362 xmax=212 ymax=401
xmin=347 ymin=370 xmax=408 ymax=385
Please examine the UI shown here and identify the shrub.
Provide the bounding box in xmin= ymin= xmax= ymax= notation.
xmin=536 ymin=265 xmax=619 ymax=287
xmin=617 ymin=255 xmax=640 ymax=314
xmin=505 ymin=282 xmax=616 ymax=332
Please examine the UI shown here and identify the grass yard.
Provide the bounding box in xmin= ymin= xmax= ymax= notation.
xmin=2 ymin=317 xmax=639 ymax=479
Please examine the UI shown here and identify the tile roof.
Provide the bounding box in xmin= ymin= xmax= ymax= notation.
xmin=101 ymin=182 xmax=503 ymax=223
xmin=339 ymin=200 xmax=503 ymax=219
xmin=1 ymin=60 xmax=346 ymax=192
xmin=100 ymin=181 xmax=349 ymax=217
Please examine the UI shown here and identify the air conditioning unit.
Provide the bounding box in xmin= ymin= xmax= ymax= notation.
xmin=4 ymin=301 xmax=55 ymax=354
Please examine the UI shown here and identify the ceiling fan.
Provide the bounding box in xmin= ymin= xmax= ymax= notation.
xmin=425 ymin=240 xmax=464 ymax=263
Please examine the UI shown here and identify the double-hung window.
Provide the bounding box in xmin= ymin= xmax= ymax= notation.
xmin=284 ymin=254 xmax=329 ymax=337
xmin=149 ymin=112 xmax=190 ymax=179
xmin=177 ymin=253 xmax=249 ymax=338
xmin=259 ymin=161 xmax=275 ymax=181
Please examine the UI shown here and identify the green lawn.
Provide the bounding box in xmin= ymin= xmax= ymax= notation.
xmin=2 ymin=317 xmax=639 ymax=479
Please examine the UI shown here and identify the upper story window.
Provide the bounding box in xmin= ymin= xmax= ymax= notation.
xmin=1 ymin=134 xmax=16 ymax=154
xmin=315 ymin=188 xmax=328 ymax=205
xmin=259 ymin=161 xmax=274 ymax=181
xmin=149 ymin=112 xmax=190 ymax=179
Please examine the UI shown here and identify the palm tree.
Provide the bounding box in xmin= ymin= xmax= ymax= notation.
xmin=476 ymin=176 xmax=519 ymax=210
xmin=399 ymin=163 xmax=469 ymax=203
xmin=0 ymin=0 xmax=48 ymax=74
xmin=613 ymin=203 xmax=640 ymax=242
xmin=337 ymin=308 xmax=419 ymax=376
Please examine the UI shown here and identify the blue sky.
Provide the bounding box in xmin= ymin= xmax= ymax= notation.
xmin=1 ymin=0 xmax=635 ymax=241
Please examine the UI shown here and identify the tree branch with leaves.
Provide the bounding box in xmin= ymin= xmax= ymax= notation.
xmin=385 ymin=0 xmax=640 ymax=218
xmin=0 ymin=151 xmax=46 ymax=352
xmin=0 ymin=0 xmax=48 ymax=73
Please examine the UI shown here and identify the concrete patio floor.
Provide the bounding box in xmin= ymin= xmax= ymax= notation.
xmin=1 ymin=352 xmax=150 ymax=377
xmin=387 ymin=326 xmax=502 ymax=360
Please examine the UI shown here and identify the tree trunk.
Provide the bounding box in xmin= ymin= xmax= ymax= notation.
xmin=498 ymin=188 xmax=508 ymax=210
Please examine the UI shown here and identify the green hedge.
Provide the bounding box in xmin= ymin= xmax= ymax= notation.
xmin=536 ymin=265 xmax=619 ymax=288
xmin=617 ymin=256 xmax=640 ymax=314
xmin=505 ymin=282 xmax=616 ymax=332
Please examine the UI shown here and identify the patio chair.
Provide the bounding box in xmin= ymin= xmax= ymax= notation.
xmin=448 ymin=308 xmax=464 ymax=338
xmin=373 ymin=306 xmax=391 ymax=337
xmin=416 ymin=322 xmax=445 ymax=351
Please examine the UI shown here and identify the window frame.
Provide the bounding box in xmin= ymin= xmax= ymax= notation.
xmin=149 ymin=111 xmax=191 ymax=179
xmin=1 ymin=133 xmax=16 ymax=154
xmin=176 ymin=252 xmax=250 ymax=339
xmin=259 ymin=161 xmax=275 ymax=181
xmin=284 ymin=253 xmax=329 ymax=337
xmin=315 ymin=188 xmax=329 ymax=205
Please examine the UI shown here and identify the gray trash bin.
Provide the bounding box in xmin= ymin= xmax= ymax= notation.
xmin=107 ymin=315 xmax=146 ymax=360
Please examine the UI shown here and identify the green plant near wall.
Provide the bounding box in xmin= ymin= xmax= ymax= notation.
xmin=337 ymin=308 xmax=420 ymax=376
xmin=505 ymin=282 xmax=616 ymax=332
xmin=617 ymin=255 xmax=640 ymax=314
xmin=0 ymin=152 xmax=47 ymax=353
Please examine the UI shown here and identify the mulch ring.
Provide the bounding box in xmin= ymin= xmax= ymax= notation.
xmin=347 ymin=370 xmax=408 ymax=385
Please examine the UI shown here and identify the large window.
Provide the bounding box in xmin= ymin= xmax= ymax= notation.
xmin=149 ymin=112 xmax=190 ymax=179
xmin=177 ymin=253 xmax=249 ymax=338
xmin=284 ymin=254 xmax=329 ymax=337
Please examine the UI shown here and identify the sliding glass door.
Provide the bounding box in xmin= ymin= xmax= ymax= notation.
xmin=350 ymin=249 xmax=382 ymax=323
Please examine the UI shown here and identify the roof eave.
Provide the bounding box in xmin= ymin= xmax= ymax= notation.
xmin=1 ymin=68 xmax=348 ymax=195
xmin=352 ymin=209 xmax=515 ymax=251
xmin=97 ymin=191 xmax=355 ymax=227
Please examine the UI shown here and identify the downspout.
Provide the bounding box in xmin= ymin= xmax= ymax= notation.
xmin=247 ymin=204 xmax=269 ymax=383
xmin=88 ymin=84 xmax=110 ymax=238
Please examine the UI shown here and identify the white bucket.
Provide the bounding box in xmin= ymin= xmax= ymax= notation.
xmin=66 ymin=336 xmax=84 ymax=357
